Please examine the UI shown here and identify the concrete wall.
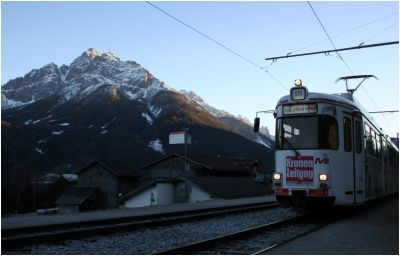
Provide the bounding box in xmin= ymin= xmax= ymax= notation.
xmin=124 ymin=186 xmax=157 ymax=208
xmin=188 ymin=183 xmax=211 ymax=203
xmin=156 ymin=182 xmax=174 ymax=205
xmin=124 ymin=182 xmax=174 ymax=208
xmin=124 ymin=180 xmax=213 ymax=208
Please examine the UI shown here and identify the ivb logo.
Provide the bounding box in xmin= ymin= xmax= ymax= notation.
xmin=315 ymin=157 xmax=329 ymax=164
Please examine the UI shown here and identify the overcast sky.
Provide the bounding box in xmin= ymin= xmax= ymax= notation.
xmin=2 ymin=1 xmax=398 ymax=136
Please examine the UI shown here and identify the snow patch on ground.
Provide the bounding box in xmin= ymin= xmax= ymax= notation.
xmin=125 ymin=90 xmax=140 ymax=100
xmin=36 ymin=147 xmax=44 ymax=155
xmin=148 ymin=139 xmax=165 ymax=155
xmin=142 ymin=113 xmax=153 ymax=125
xmin=100 ymin=117 xmax=116 ymax=135
xmin=101 ymin=117 xmax=117 ymax=129
xmin=149 ymin=105 xmax=162 ymax=118
xmin=52 ymin=131 xmax=64 ymax=135
xmin=2 ymin=94 xmax=31 ymax=109
xmin=254 ymin=135 xmax=272 ymax=149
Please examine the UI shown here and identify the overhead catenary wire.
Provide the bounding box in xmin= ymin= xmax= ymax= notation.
xmin=369 ymin=110 xmax=399 ymax=114
xmin=307 ymin=2 xmax=355 ymax=74
xmin=145 ymin=1 xmax=289 ymax=90
xmin=265 ymin=41 xmax=398 ymax=61
xmin=290 ymin=11 xmax=398 ymax=54
xmin=306 ymin=1 xmax=392 ymax=132
xmin=359 ymin=21 xmax=398 ymax=46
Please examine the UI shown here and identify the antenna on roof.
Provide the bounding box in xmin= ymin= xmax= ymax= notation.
xmin=335 ymin=75 xmax=378 ymax=95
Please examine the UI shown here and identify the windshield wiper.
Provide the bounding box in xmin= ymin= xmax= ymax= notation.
xmin=281 ymin=136 xmax=300 ymax=157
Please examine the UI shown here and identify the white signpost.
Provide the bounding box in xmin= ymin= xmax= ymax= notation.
xmin=169 ymin=130 xmax=191 ymax=176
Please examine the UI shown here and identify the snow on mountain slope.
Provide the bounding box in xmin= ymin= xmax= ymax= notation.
xmin=180 ymin=90 xmax=230 ymax=118
xmin=2 ymin=48 xmax=273 ymax=150
xmin=1 ymin=48 xmax=174 ymax=109
xmin=2 ymin=48 xmax=276 ymax=176
xmin=180 ymin=90 xmax=273 ymax=145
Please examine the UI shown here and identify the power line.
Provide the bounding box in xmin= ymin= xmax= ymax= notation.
xmin=360 ymin=21 xmax=398 ymax=46
xmin=306 ymin=2 xmax=392 ymax=131
xmin=369 ymin=110 xmax=399 ymax=114
xmin=145 ymin=1 xmax=289 ymax=90
xmin=290 ymin=11 xmax=398 ymax=54
xmin=307 ymin=1 xmax=355 ymax=74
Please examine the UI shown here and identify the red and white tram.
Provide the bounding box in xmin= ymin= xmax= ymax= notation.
xmin=255 ymin=78 xmax=398 ymax=206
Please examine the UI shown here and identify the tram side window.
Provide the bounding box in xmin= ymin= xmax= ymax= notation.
xmin=376 ymin=133 xmax=382 ymax=159
xmin=371 ymin=130 xmax=377 ymax=157
xmin=365 ymin=124 xmax=373 ymax=155
xmin=383 ymin=139 xmax=387 ymax=163
xmin=355 ymin=120 xmax=361 ymax=153
xmin=343 ymin=117 xmax=352 ymax=152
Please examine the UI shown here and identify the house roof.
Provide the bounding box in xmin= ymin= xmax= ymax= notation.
xmin=54 ymin=186 xmax=98 ymax=205
xmin=76 ymin=160 xmax=141 ymax=178
xmin=186 ymin=177 xmax=269 ymax=199
xmin=143 ymin=153 xmax=252 ymax=172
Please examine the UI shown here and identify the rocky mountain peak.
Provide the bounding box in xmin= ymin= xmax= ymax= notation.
xmin=2 ymin=48 xmax=169 ymax=108
xmin=82 ymin=48 xmax=120 ymax=62
xmin=84 ymin=48 xmax=100 ymax=59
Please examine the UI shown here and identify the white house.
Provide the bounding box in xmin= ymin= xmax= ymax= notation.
xmin=123 ymin=176 xmax=269 ymax=208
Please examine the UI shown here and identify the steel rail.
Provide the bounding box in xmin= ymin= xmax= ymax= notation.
xmin=2 ymin=201 xmax=276 ymax=236
xmin=252 ymin=222 xmax=332 ymax=255
xmin=152 ymin=214 xmax=313 ymax=255
xmin=2 ymin=202 xmax=277 ymax=250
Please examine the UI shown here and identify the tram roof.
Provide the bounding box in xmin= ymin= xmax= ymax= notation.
xmin=278 ymin=91 xmax=359 ymax=110
xmin=277 ymin=89 xmax=396 ymax=147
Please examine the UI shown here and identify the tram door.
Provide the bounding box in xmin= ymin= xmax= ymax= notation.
xmin=343 ymin=113 xmax=363 ymax=204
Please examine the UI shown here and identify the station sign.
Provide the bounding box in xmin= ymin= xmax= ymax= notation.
xmin=169 ymin=131 xmax=191 ymax=144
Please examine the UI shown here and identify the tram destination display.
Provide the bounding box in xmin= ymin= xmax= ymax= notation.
xmin=283 ymin=104 xmax=317 ymax=115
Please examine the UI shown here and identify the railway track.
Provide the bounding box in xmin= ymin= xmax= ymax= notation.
xmin=2 ymin=202 xmax=277 ymax=251
xmin=152 ymin=213 xmax=331 ymax=255
xmin=152 ymin=198 xmax=389 ymax=255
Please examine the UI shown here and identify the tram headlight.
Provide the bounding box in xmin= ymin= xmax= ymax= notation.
xmin=273 ymin=172 xmax=282 ymax=181
xmin=319 ymin=173 xmax=328 ymax=182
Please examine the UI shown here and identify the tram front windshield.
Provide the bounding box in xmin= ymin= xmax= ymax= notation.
xmin=276 ymin=115 xmax=338 ymax=150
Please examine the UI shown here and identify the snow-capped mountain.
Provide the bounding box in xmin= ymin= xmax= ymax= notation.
xmin=2 ymin=48 xmax=274 ymax=175
xmin=180 ymin=89 xmax=272 ymax=140
xmin=2 ymin=48 xmax=172 ymax=109
xmin=179 ymin=90 xmax=230 ymax=118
